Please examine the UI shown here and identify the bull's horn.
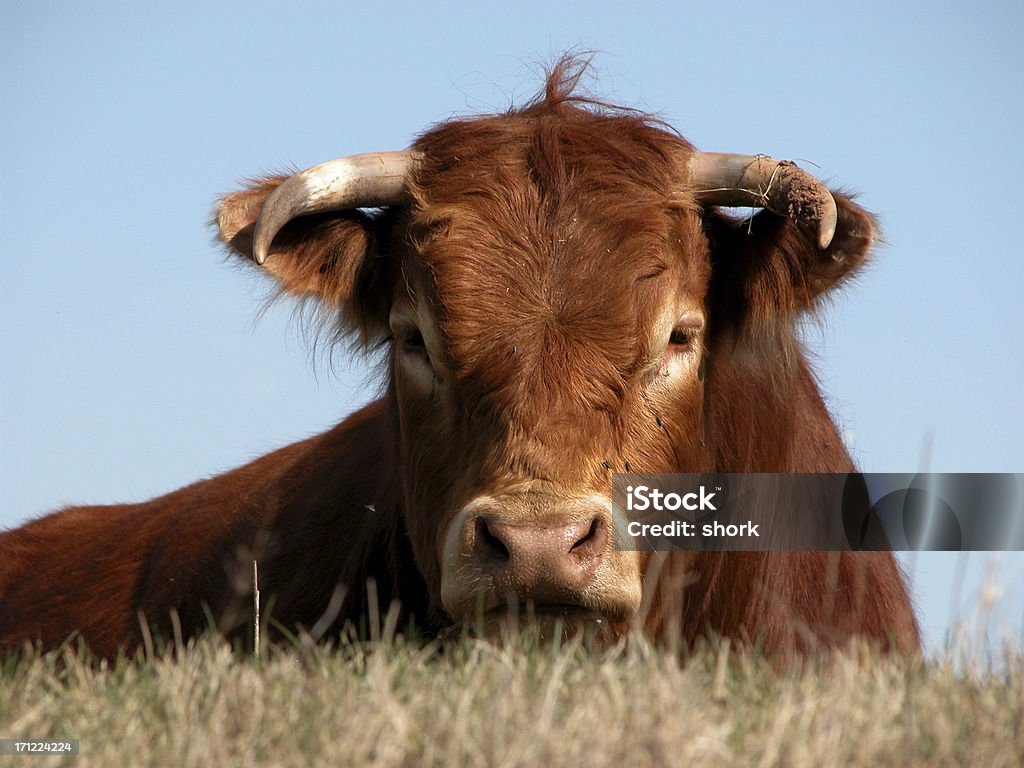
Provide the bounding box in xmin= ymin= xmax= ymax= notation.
xmin=252 ymin=150 xmax=418 ymax=265
xmin=689 ymin=152 xmax=838 ymax=249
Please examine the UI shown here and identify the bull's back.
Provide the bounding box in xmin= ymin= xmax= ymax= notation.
xmin=0 ymin=400 xmax=395 ymax=658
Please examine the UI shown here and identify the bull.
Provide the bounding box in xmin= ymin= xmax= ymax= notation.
xmin=0 ymin=61 xmax=920 ymax=659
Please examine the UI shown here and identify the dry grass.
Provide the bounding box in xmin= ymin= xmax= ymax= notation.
xmin=1 ymin=629 xmax=1021 ymax=768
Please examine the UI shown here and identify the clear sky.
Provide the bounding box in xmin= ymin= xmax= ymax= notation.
xmin=3 ymin=0 xmax=1022 ymax=655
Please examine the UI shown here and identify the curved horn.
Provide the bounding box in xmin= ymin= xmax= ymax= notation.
xmin=689 ymin=152 xmax=838 ymax=249
xmin=252 ymin=151 xmax=418 ymax=265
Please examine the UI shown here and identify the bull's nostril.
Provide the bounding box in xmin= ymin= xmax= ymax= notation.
xmin=571 ymin=518 xmax=599 ymax=551
xmin=474 ymin=516 xmax=510 ymax=562
xmin=569 ymin=517 xmax=607 ymax=560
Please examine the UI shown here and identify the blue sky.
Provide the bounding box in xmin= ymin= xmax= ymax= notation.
xmin=3 ymin=0 xmax=1022 ymax=654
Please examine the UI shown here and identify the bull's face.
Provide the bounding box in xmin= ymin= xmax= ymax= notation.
xmin=386 ymin=129 xmax=713 ymax=631
xmin=216 ymin=94 xmax=862 ymax=635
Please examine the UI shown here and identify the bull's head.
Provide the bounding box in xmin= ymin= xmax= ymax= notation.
xmin=215 ymin=88 xmax=873 ymax=637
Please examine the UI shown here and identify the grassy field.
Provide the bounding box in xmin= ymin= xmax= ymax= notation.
xmin=1 ymin=628 xmax=1021 ymax=768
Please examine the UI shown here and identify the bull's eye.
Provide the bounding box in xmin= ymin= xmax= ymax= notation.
xmin=389 ymin=305 xmax=439 ymax=381
xmin=669 ymin=328 xmax=692 ymax=347
xmin=660 ymin=314 xmax=705 ymax=371
xmin=401 ymin=327 xmax=425 ymax=350
xmin=391 ymin=320 xmax=435 ymax=377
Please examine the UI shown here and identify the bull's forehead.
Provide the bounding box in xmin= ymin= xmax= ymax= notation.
xmin=409 ymin=173 xmax=707 ymax=390
xmin=437 ymin=200 xmax=671 ymax=354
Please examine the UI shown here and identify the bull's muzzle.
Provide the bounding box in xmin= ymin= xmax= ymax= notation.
xmin=439 ymin=493 xmax=642 ymax=629
xmin=472 ymin=514 xmax=607 ymax=601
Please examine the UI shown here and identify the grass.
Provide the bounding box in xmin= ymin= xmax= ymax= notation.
xmin=1 ymin=629 xmax=1021 ymax=767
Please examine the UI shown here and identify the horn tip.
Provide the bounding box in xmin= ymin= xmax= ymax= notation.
xmin=252 ymin=239 xmax=268 ymax=265
xmin=818 ymin=201 xmax=838 ymax=250
xmin=818 ymin=223 xmax=836 ymax=250
xmin=251 ymin=211 xmax=273 ymax=265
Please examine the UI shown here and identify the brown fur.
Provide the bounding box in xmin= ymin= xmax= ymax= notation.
xmin=0 ymin=59 xmax=918 ymax=659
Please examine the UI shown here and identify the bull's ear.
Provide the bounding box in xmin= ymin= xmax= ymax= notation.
xmin=215 ymin=176 xmax=382 ymax=308
xmin=705 ymin=192 xmax=878 ymax=339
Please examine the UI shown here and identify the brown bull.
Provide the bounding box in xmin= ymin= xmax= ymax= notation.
xmin=0 ymin=62 xmax=919 ymax=659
